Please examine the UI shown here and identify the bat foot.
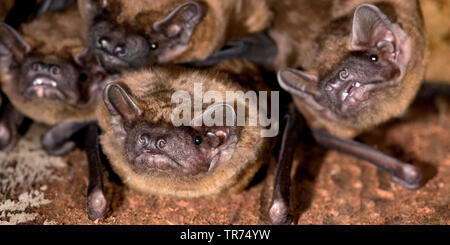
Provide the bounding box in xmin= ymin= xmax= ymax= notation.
xmin=269 ymin=200 xmax=293 ymax=225
xmin=391 ymin=165 xmax=423 ymax=190
xmin=87 ymin=188 xmax=107 ymax=221
xmin=0 ymin=123 xmax=16 ymax=151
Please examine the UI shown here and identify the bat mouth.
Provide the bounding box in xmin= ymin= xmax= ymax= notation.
xmin=339 ymin=80 xmax=371 ymax=106
xmin=25 ymin=77 xmax=66 ymax=101
xmin=94 ymin=49 xmax=130 ymax=71
xmin=137 ymin=152 xmax=182 ymax=172
xmin=136 ymin=152 xmax=208 ymax=175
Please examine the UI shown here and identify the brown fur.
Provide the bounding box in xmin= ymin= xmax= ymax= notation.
xmin=270 ymin=0 xmax=427 ymax=138
xmin=0 ymin=0 xmax=14 ymax=21
xmin=0 ymin=5 xmax=99 ymax=125
xmin=80 ymin=0 xmax=273 ymax=63
xmin=96 ymin=63 xmax=274 ymax=198
xmin=420 ymin=0 xmax=450 ymax=83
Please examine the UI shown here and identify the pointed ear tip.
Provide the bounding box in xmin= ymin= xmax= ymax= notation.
xmin=277 ymin=67 xmax=292 ymax=78
xmin=103 ymin=82 xmax=119 ymax=98
xmin=355 ymin=3 xmax=378 ymax=12
xmin=185 ymin=1 xmax=202 ymax=10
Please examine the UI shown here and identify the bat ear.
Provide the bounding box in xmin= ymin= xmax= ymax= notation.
xmin=152 ymin=1 xmax=204 ymax=60
xmin=350 ymin=4 xmax=409 ymax=59
xmin=103 ymin=82 xmax=142 ymax=121
xmin=0 ymin=23 xmax=30 ymax=64
xmin=190 ymin=103 xmax=238 ymax=149
xmin=78 ymin=0 xmax=107 ymax=25
xmin=277 ymin=67 xmax=320 ymax=99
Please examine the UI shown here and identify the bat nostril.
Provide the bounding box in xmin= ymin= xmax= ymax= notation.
xmin=97 ymin=37 xmax=110 ymax=50
xmin=32 ymin=62 xmax=44 ymax=72
xmin=114 ymin=44 xmax=127 ymax=57
xmin=339 ymin=69 xmax=350 ymax=80
xmin=157 ymin=139 xmax=167 ymax=149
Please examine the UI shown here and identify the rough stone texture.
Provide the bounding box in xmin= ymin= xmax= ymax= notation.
xmin=0 ymin=87 xmax=449 ymax=225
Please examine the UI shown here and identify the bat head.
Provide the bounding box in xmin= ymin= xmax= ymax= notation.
xmin=278 ymin=4 xmax=420 ymax=127
xmin=0 ymin=22 xmax=107 ymax=107
xmin=103 ymin=82 xmax=237 ymax=175
xmin=79 ymin=0 xmax=204 ymax=72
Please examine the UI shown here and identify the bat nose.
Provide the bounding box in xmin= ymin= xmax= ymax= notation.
xmin=156 ymin=138 xmax=167 ymax=150
xmin=32 ymin=62 xmax=46 ymax=72
xmin=97 ymin=36 xmax=127 ymax=58
xmin=97 ymin=36 xmax=114 ymax=53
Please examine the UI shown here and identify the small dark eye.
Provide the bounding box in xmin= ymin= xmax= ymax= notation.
xmin=150 ymin=43 xmax=158 ymax=50
xmin=79 ymin=73 xmax=88 ymax=82
xmin=369 ymin=54 xmax=378 ymax=62
xmin=50 ymin=65 xmax=61 ymax=75
xmin=194 ymin=136 xmax=202 ymax=145
xmin=138 ymin=134 xmax=149 ymax=146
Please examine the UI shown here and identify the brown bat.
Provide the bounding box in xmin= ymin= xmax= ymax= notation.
xmin=77 ymin=0 xmax=274 ymax=72
xmin=420 ymin=0 xmax=450 ymax=84
xmin=197 ymin=1 xmax=429 ymax=223
xmin=85 ymin=62 xmax=300 ymax=224
xmin=274 ymin=1 xmax=426 ymax=189
xmin=0 ymin=4 xmax=107 ymax=154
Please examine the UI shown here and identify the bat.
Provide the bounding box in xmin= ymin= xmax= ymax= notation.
xmin=275 ymin=1 xmax=427 ymax=193
xmin=0 ymin=4 xmax=107 ymax=154
xmin=86 ymin=62 xmax=300 ymax=224
xmin=197 ymin=1 xmax=428 ymax=223
xmin=0 ymin=0 xmax=65 ymax=150
xmin=77 ymin=0 xmax=273 ymax=72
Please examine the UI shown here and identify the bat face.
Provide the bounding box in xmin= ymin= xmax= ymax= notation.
xmin=278 ymin=4 xmax=415 ymax=127
xmin=96 ymin=66 xmax=272 ymax=197
xmin=316 ymin=52 xmax=399 ymax=117
xmin=79 ymin=0 xmax=204 ymax=72
xmin=18 ymin=55 xmax=81 ymax=104
xmin=103 ymin=82 xmax=236 ymax=176
xmin=0 ymin=23 xmax=104 ymax=106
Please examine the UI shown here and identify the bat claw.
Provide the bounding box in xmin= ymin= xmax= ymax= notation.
xmin=0 ymin=123 xmax=16 ymax=151
xmin=269 ymin=200 xmax=293 ymax=225
xmin=42 ymin=139 xmax=76 ymax=156
xmin=87 ymin=188 xmax=107 ymax=221
xmin=391 ymin=165 xmax=423 ymax=190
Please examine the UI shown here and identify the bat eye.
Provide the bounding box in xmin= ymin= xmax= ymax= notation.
xmin=114 ymin=44 xmax=127 ymax=57
xmin=150 ymin=43 xmax=158 ymax=50
xmin=138 ymin=134 xmax=149 ymax=147
xmin=79 ymin=73 xmax=88 ymax=83
xmin=369 ymin=54 xmax=378 ymax=62
xmin=194 ymin=136 xmax=202 ymax=145
xmin=50 ymin=65 xmax=61 ymax=75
